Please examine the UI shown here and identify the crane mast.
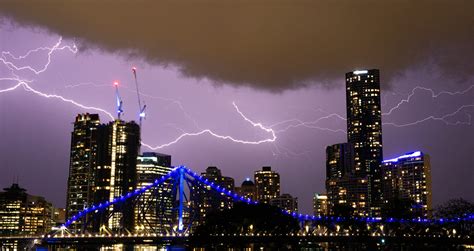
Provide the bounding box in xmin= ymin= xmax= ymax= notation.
xmin=114 ymin=81 xmax=124 ymax=120
xmin=132 ymin=67 xmax=147 ymax=128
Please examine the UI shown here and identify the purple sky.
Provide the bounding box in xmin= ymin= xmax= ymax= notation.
xmin=1 ymin=10 xmax=473 ymax=214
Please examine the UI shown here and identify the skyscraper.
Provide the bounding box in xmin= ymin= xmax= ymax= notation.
xmin=93 ymin=119 xmax=140 ymax=232
xmin=65 ymin=113 xmax=100 ymax=232
xmin=254 ymin=166 xmax=280 ymax=203
xmin=135 ymin=152 xmax=173 ymax=234
xmin=346 ymin=69 xmax=383 ymax=215
xmin=382 ymin=151 xmax=432 ymax=218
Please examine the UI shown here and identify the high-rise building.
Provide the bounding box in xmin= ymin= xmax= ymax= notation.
xmin=326 ymin=143 xmax=369 ymax=216
xmin=313 ymin=193 xmax=328 ymax=217
xmin=254 ymin=166 xmax=280 ymax=203
xmin=382 ymin=151 xmax=432 ymax=218
xmin=0 ymin=183 xmax=53 ymax=235
xmin=191 ymin=166 xmax=235 ymax=226
xmin=346 ymin=69 xmax=383 ymax=215
xmin=65 ymin=113 xmax=100 ymax=232
xmin=235 ymin=178 xmax=257 ymax=201
xmin=135 ymin=152 xmax=173 ymax=234
xmin=270 ymin=193 xmax=298 ymax=212
xmin=93 ymin=119 xmax=140 ymax=232
xmin=65 ymin=113 xmax=141 ymax=233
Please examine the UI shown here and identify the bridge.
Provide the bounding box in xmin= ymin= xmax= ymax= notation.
xmin=1 ymin=166 xmax=472 ymax=249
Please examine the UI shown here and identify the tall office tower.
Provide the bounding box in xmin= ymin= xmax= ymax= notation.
xmin=313 ymin=193 xmax=328 ymax=217
xmin=191 ymin=166 xmax=235 ymax=226
xmin=270 ymin=193 xmax=298 ymax=212
xmin=254 ymin=166 xmax=280 ymax=203
xmin=346 ymin=69 xmax=383 ymax=215
xmin=65 ymin=113 xmax=101 ymax=232
xmin=382 ymin=151 xmax=432 ymax=218
xmin=235 ymin=178 xmax=257 ymax=201
xmin=93 ymin=119 xmax=140 ymax=232
xmin=0 ymin=183 xmax=53 ymax=235
xmin=135 ymin=152 xmax=173 ymax=234
xmin=326 ymin=143 xmax=368 ymax=216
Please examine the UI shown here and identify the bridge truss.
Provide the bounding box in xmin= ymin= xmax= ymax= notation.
xmin=58 ymin=166 xmax=473 ymax=238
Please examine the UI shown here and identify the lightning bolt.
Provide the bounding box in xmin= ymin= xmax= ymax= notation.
xmin=0 ymin=81 xmax=115 ymax=120
xmin=1 ymin=37 xmax=77 ymax=75
xmin=1 ymin=81 xmax=277 ymax=149
xmin=381 ymin=85 xmax=474 ymax=127
xmin=142 ymin=102 xmax=276 ymax=150
xmin=60 ymin=81 xmax=201 ymax=130
xmin=63 ymin=82 xmax=110 ymax=89
xmin=383 ymin=85 xmax=474 ymax=116
xmin=60 ymin=82 xmax=281 ymax=148
xmin=383 ymin=104 xmax=473 ymax=127
xmin=2 ymin=35 xmax=472 ymax=154
xmin=270 ymin=84 xmax=474 ymax=133
xmin=269 ymin=143 xmax=315 ymax=159
xmin=270 ymin=112 xmax=347 ymax=134
xmin=1 ymin=36 xmax=277 ymax=150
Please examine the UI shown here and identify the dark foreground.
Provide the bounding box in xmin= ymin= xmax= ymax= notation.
xmin=2 ymin=235 xmax=473 ymax=250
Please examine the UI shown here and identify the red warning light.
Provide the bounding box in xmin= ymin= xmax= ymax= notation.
xmin=113 ymin=81 xmax=119 ymax=86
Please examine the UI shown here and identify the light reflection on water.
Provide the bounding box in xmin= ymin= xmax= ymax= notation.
xmin=29 ymin=242 xmax=472 ymax=250
xmin=99 ymin=244 xmax=173 ymax=251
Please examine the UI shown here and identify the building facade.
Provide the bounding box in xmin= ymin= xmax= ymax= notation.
xmin=326 ymin=143 xmax=354 ymax=214
xmin=254 ymin=166 xmax=280 ymax=203
xmin=235 ymin=178 xmax=257 ymax=201
xmin=326 ymin=143 xmax=369 ymax=216
xmin=191 ymin=166 xmax=235 ymax=226
xmin=382 ymin=151 xmax=432 ymax=218
xmin=346 ymin=69 xmax=383 ymax=216
xmin=135 ymin=152 xmax=173 ymax=234
xmin=65 ymin=113 xmax=100 ymax=232
xmin=270 ymin=193 xmax=298 ymax=212
xmin=52 ymin=208 xmax=66 ymax=226
xmin=93 ymin=119 xmax=140 ymax=232
xmin=0 ymin=184 xmax=53 ymax=235
xmin=313 ymin=193 xmax=328 ymax=217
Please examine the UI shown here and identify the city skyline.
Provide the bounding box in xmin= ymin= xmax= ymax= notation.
xmin=1 ymin=2 xmax=474 ymax=215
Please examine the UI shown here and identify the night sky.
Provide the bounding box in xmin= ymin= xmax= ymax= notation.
xmin=0 ymin=1 xmax=473 ymax=214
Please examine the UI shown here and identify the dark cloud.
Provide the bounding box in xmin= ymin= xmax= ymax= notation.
xmin=1 ymin=0 xmax=474 ymax=91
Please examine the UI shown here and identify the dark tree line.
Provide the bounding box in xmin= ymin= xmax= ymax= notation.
xmin=192 ymin=202 xmax=300 ymax=236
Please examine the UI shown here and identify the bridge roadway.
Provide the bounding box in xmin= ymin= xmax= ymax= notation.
xmin=2 ymin=233 xmax=472 ymax=247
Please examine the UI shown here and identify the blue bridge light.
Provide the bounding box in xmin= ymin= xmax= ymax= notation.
xmin=61 ymin=165 xmax=472 ymax=230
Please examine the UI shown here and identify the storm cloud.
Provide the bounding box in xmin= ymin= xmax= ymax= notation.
xmin=1 ymin=0 xmax=474 ymax=91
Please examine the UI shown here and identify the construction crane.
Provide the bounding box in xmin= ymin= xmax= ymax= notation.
xmin=114 ymin=81 xmax=124 ymax=119
xmin=132 ymin=67 xmax=147 ymax=128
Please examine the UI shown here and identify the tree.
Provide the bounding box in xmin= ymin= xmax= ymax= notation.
xmin=434 ymin=198 xmax=474 ymax=236
xmin=192 ymin=202 xmax=300 ymax=236
xmin=434 ymin=198 xmax=474 ymax=218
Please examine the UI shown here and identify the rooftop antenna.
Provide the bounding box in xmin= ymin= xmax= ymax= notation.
xmin=114 ymin=81 xmax=124 ymax=120
xmin=132 ymin=67 xmax=146 ymax=128
xmin=12 ymin=173 xmax=19 ymax=185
